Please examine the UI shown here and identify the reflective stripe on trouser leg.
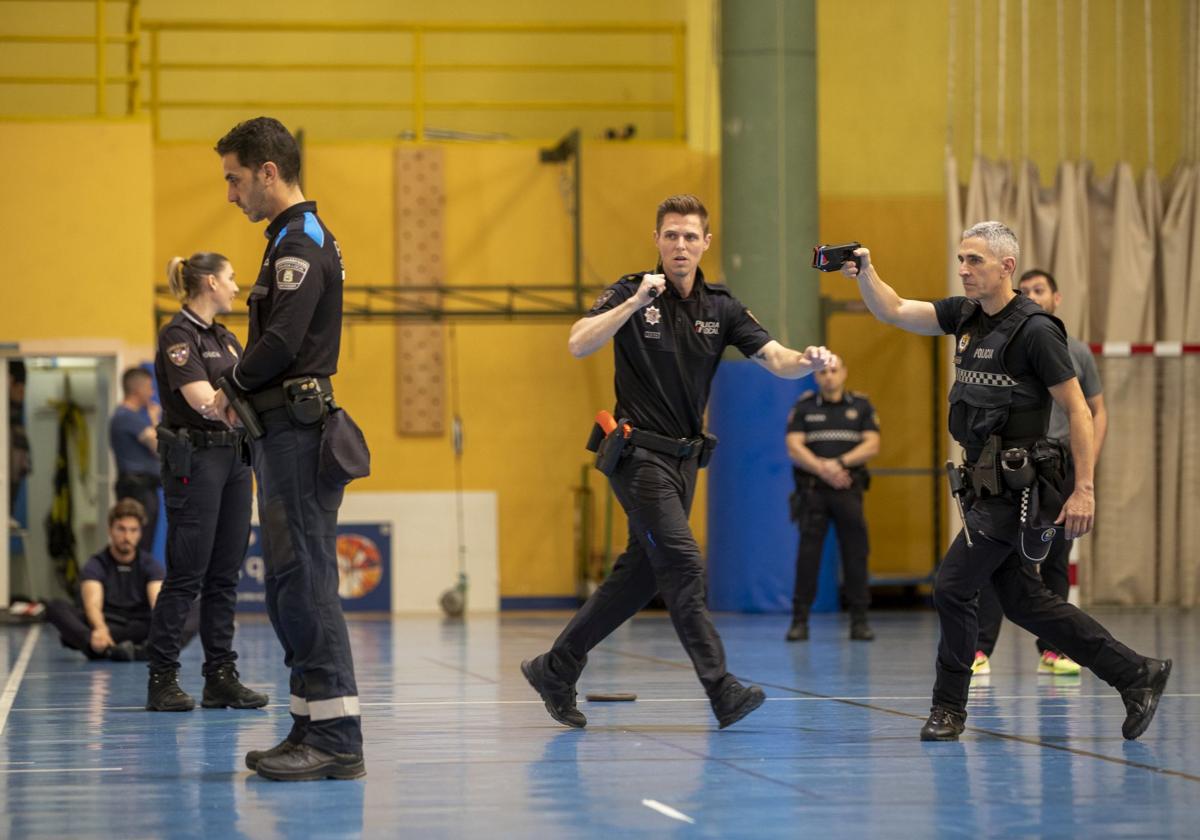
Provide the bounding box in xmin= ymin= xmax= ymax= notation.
xmin=289 ymin=694 xmax=361 ymax=720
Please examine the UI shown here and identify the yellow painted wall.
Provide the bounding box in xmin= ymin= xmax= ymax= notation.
xmin=0 ymin=120 xmax=154 ymax=349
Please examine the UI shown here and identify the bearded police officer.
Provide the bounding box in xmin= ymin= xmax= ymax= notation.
xmin=973 ymin=269 xmax=1107 ymax=678
xmin=213 ymin=117 xmax=364 ymax=780
xmin=521 ymin=194 xmax=833 ymax=730
xmin=785 ymin=356 xmax=880 ymax=642
xmin=841 ymin=221 xmax=1169 ymax=742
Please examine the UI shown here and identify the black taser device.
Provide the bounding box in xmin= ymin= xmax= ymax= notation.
xmin=216 ymin=377 xmax=265 ymax=440
xmin=812 ymin=242 xmax=862 ymax=272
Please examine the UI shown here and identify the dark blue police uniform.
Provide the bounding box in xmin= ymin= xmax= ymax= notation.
xmin=923 ymin=293 xmax=1161 ymax=738
xmin=786 ymin=389 xmax=878 ymax=624
xmin=232 ymin=201 xmax=362 ymax=757
xmin=535 ymin=268 xmax=772 ymax=723
xmin=147 ymin=306 xmax=253 ymax=678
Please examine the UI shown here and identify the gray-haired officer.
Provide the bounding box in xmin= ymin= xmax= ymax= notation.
xmin=213 ymin=117 xmax=363 ymax=781
xmin=785 ymin=356 xmax=880 ymax=642
xmin=841 ymin=221 xmax=1169 ymax=742
xmin=973 ymin=268 xmax=1107 ymax=678
xmin=521 ymin=194 xmax=833 ymax=731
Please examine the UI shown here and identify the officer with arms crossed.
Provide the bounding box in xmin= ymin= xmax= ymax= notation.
xmin=145 ymin=252 xmax=267 ymax=713
xmin=521 ymin=194 xmax=833 ymax=730
xmin=214 ymin=117 xmax=364 ymax=781
xmin=840 ymin=221 xmax=1169 ymax=741
xmin=785 ymin=356 xmax=880 ymax=642
xmin=972 ymin=268 xmax=1107 ymax=678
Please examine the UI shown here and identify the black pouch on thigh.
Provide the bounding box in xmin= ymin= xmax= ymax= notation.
xmin=156 ymin=427 xmax=193 ymax=482
xmin=697 ymin=433 xmax=719 ymax=469
xmin=317 ymin=407 xmax=371 ymax=512
xmin=1017 ymin=441 xmax=1073 ymax=561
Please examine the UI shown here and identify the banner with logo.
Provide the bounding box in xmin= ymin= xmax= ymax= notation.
xmin=237 ymin=522 xmax=391 ymax=612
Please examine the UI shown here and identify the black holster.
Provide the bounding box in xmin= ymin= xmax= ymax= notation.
xmin=156 ymin=425 xmax=192 ymax=479
xmin=283 ymin=376 xmax=330 ymax=427
xmin=592 ymin=420 xmax=631 ymax=477
xmin=698 ymin=433 xmax=719 ymax=468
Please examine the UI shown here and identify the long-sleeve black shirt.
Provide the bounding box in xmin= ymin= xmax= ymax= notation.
xmin=232 ymin=201 xmax=345 ymax=393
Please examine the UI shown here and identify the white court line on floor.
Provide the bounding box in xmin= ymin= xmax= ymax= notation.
xmin=8 ymin=692 xmax=1200 ymax=714
xmin=642 ymin=799 xmax=696 ymax=825
xmin=0 ymin=625 xmax=41 ymax=736
xmin=0 ymin=766 xmax=122 ymax=775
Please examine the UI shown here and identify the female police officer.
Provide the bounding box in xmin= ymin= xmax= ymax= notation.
xmin=145 ymin=253 xmax=268 ymax=712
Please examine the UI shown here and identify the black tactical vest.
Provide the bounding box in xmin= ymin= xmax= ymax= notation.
xmin=948 ymin=295 xmax=1065 ymax=458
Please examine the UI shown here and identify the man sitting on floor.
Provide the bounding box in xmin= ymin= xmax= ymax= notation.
xmin=44 ymin=499 xmax=197 ymax=661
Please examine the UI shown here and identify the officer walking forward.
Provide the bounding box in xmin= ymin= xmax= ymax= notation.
xmin=841 ymin=221 xmax=1169 ymax=741
xmin=145 ymin=252 xmax=267 ymax=713
xmin=522 ymin=194 xmax=833 ymax=729
xmin=785 ymin=356 xmax=880 ymax=642
xmin=214 ymin=117 xmax=364 ymax=780
xmin=972 ymin=268 xmax=1108 ymax=678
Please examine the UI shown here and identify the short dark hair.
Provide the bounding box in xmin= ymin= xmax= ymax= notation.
xmin=109 ymin=498 xmax=146 ymax=527
xmin=214 ymin=117 xmax=301 ymax=184
xmin=121 ymin=367 xmax=151 ymax=396
xmin=1019 ymin=268 xmax=1057 ymax=293
xmin=656 ymin=194 xmax=710 ymax=234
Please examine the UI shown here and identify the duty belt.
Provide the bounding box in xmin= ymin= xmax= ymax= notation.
xmin=628 ymin=428 xmax=705 ymax=460
xmin=177 ymin=428 xmax=245 ymax=448
xmin=248 ymin=377 xmax=333 ymax=413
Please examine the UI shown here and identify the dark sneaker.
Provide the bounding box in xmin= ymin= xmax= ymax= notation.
xmin=202 ymin=663 xmax=269 ymax=709
xmin=1121 ymin=658 xmax=1172 ymax=740
xmin=246 ymin=739 xmax=303 ymax=771
xmin=849 ymin=621 xmax=875 ymax=642
xmin=713 ymin=683 xmax=766 ymax=729
xmin=146 ymin=668 xmax=195 ymax=712
xmin=108 ymin=640 xmax=137 ymax=661
xmin=785 ymin=620 xmax=809 ymax=642
xmin=920 ymin=706 xmax=966 ymax=741
xmin=521 ymin=655 xmax=586 ymax=728
xmin=256 ymin=744 xmax=365 ymax=781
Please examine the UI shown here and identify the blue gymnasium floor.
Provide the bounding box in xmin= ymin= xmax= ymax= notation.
xmin=0 ymin=608 xmax=1196 ymax=839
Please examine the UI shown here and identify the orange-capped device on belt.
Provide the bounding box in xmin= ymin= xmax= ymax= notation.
xmin=595 ymin=410 xmax=630 ymax=437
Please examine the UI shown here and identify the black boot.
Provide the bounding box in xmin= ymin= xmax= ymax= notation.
xmin=785 ymin=619 xmax=809 ymax=642
xmin=712 ymin=682 xmax=766 ymax=729
xmin=1120 ymin=658 xmax=1172 ymax=740
xmin=919 ymin=705 xmax=966 ymax=741
xmin=246 ymin=738 xmax=302 ymax=771
xmin=202 ymin=662 xmax=269 ymax=709
xmin=255 ymin=744 xmax=365 ymax=782
xmin=146 ymin=667 xmax=195 ymax=712
xmin=849 ymin=609 xmax=875 ymax=641
xmin=521 ymin=654 xmax=586 ymax=728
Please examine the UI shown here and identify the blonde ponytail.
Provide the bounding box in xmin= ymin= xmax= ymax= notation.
xmin=166 ymin=256 xmax=188 ymax=300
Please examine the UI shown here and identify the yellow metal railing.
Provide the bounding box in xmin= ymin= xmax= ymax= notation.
xmin=0 ymin=0 xmax=142 ymax=118
xmin=138 ymin=19 xmax=686 ymax=141
xmin=1 ymin=7 xmax=686 ymax=140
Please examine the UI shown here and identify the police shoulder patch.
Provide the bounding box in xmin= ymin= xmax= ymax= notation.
xmin=798 ymin=389 xmax=815 ymax=402
xmin=591 ymin=289 xmax=616 ymax=310
xmin=275 ymin=256 xmax=310 ymax=291
xmin=167 ymin=343 xmax=190 ymax=366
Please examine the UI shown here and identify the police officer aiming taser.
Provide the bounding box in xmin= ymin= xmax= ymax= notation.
xmin=145 ymin=252 xmax=267 ymax=713
xmin=839 ymin=222 xmax=1169 ymax=742
xmin=521 ymin=194 xmax=834 ymax=731
xmin=785 ymin=356 xmax=880 ymax=642
xmin=213 ymin=116 xmax=364 ymax=781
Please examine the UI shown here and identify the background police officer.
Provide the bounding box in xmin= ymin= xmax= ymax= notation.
xmin=145 ymin=252 xmax=267 ymax=713
xmin=841 ymin=221 xmax=1169 ymax=742
xmin=521 ymin=194 xmax=833 ymax=731
xmin=785 ymin=356 xmax=880 ymax=642
xmin=214 ymin=117 xmax=364 ymax=781
xmin=973 ymin=268 xmax=1107 ymax=678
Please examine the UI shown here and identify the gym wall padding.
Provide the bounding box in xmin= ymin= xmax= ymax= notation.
xmin=707 ymin=360 xmax=840 ymax=613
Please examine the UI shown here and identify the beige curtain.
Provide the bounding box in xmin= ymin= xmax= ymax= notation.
xmin=953 ymin=156 xmax=1200 ymax=606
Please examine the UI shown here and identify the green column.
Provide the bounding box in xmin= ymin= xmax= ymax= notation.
xmin=720 ymin=0 xmax=819 ymax=347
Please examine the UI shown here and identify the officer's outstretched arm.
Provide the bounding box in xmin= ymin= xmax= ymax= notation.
xmin=568 ymin=273 xmax=665 ymax=358
xmin=752 ymin=342 xmax=834 ymax=379
xmin=840 ymin=248 xmax=942 ymax=336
